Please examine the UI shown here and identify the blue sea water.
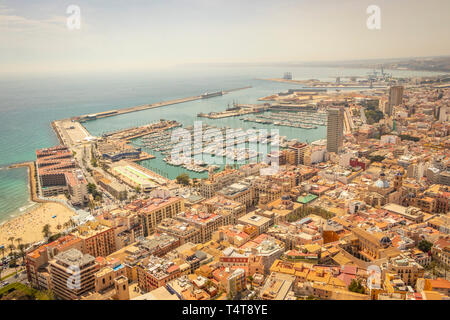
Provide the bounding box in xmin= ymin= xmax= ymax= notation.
xmin=0 ymin=65 xmax=443 ymax=222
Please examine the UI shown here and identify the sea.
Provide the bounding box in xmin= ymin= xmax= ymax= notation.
xmin=0 ymin=65 xmax=443 ymax=223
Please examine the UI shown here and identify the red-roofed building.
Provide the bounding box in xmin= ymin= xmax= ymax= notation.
xmin=25 ymin=234 xmax=84 ymax=290
xmin=176 ymin=209 xmax=223 ymax=243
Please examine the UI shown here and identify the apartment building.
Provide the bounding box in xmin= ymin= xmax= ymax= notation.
xmin=227 ymin=268 xmax=247 ymax=296
xmin=203 ymin=195 xmax=246 ymax=225
xmin=217 ymin=181 xmax=255 ymax=208
xmin=198 ymin=168 xmax=240 ymax=198
xmin=382 ymin=255 xmax=424 ymax=287
xmin=136 ymin=256 xmax=181 ymax=292
xmin=25 ymin=235 xmax=84 ymax=290
xmin=238 ymin=212 xmax=272 ymax=235
xmin=156 ymin=218 xmax=202 ymax=244
xmin=72 ymin=220 xmax=116 ymax=257
xmin=327 ymin=107 xmax=344 ymax=153
xmin=288 ymin=142 xmax=309 ymax=165
xmin=36 ymin=145 xmax=88 ymax=205
xmin=137 ymin=196 xmax=184 ymax=236
xmin=253 ymin=176 xmax=283 ymax=203
xmin=49 ymin=249 xmax=99 ymax=300
xmin=94 ymin=258 xmax=127 ymax=292
xmin=176 ymin=210 xmax=223 ymax=243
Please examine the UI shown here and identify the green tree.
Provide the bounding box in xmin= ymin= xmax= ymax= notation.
xmin=9 ymin=256 xmax=17 ymax=269
xmin=399 ymin=134 xmax=420 ymax=142
xmin=364 ymin=108 xmax=384 ymax=124
xmin=35 ymin=289 xmax=55 ymax=300
xmin=8 ymin=237 xmax=15 ymax=248
xmin=368 ymin=155 xmax=385 ymax=163
xmin=176 ymin=173 xmax=190 ymax=186
xmin=48 ymin=233 xmax=63 ymax=243
xmin=418 ymin=240 xmax=433 ymax=253
xmin=7 ymin=244 xmax=15 ymax=257
xmin=348 ymin=279 xmax=365 ymax=294
xmin=18 ymin=243 xmax=26 ymax=264
xmin=87 ymin=183 xmax=97 ymax=194
xmin=42 ymin=224 xmax=51 ymax=239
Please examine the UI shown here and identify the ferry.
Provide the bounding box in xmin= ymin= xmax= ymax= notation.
xmin=201 ymin=91 xmax=223 ymax=99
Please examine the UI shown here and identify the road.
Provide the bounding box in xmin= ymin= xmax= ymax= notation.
xmin=0 ymin=268 xmax=28 ymax=288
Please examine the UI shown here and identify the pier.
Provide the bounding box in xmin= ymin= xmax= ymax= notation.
xmin=197 ymin=103 xmax=269 ymax=119
xmin=72 ymin=86 xmax=252 ymax=123
xmin=8 ymin=161 xmax=42 ymax=203
xmin=103 ymin=120 xmax=182 ymax=141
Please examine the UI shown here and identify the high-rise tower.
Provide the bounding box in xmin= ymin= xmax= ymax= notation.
xmin=326 ymin=107 xmax=344 ymax=154
xmin=387 ymin=86 xmax=404 ymax=116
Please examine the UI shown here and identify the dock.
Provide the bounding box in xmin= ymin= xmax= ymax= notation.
xmin=130 ymin=152 xmax=155 ymax=162
xmin=258 ymin=78 xmax=387 ymax=89
xmin=197 ymin=103 xmax=269 ymax=119
xmin=104 ymin=120 xmax=182 ymax=141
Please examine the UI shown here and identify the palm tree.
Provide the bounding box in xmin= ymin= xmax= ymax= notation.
xmin=63 ymin=221 xmax=70 ymax=230
xmin=8 ymin=236 xmax=15 ymax=247
xmin=42 ymin=224 xmax=51 ymax=239
xmin=7 ymin=244 xmax=15 ymax=257
xmin=18 ymin=243 xmax=26 ymax=265
xmin=15 ymin=237 xmax=22 ymax=248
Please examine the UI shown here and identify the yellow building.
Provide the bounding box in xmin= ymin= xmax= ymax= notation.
xmin=138 ymin=196 xmax=184 ymax=236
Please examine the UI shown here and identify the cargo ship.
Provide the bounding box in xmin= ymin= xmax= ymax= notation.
xmin=201 ymin=91 xmax=223 ymax=99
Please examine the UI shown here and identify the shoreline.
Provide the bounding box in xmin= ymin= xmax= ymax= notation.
xmin=0 ymin=195 xmax=76 ymax=247
xmin=0 ymin=165 xmax=34 ymax=226
xmin=8 ymin=161 xmax=36 ymax=201
xmin=1 ymin=162 xmax=73 ymax=229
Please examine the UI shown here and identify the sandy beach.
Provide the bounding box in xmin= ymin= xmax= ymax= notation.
xmin=0 ymin=201 xmax=75 ymax=248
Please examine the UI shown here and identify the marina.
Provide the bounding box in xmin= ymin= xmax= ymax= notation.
xmin=240 ymin=110 xmax=327 ymax=129
xmin=134 ymin=123 xmax=286 ymax=173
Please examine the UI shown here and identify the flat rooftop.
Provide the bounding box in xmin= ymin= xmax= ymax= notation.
xmin=54 ymin=248 xmax=95 ymax=267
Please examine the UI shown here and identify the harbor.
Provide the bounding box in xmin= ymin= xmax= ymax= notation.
xmin=240 ymin=110 xmax=328 ymax=129
xmin=133 ymin=123 xmax=286 ymax=173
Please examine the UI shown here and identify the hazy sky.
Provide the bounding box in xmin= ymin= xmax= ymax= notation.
xmin=1 ymin=0 xmax=449 ymax=74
